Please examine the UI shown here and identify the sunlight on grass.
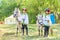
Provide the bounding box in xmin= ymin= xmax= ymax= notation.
xmin=0 ymin=24 xmax=60 ymax=40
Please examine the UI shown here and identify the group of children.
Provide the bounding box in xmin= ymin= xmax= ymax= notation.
xmin=13 ymin=7 xmax=55 ymax=37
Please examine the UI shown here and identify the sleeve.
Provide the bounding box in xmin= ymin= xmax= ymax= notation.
xmin=26 ymin=15 xmax=29 ymax=24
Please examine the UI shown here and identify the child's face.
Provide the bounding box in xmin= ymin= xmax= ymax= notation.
xmin=46 ymin=11 xmax=48 ymax=14
xmin=45 ymin=11 xmax=49 ymax=15
xmin=23 ymin=10 xmax=26 ymax=13
xmin=23 ymin=10 xmax=25 ymax=13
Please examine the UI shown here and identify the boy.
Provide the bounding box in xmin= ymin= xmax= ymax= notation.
xmin=22 ymin=8 xmax=29 ymax=35
xmin=43 ymin=9 xmax=51 ymax=37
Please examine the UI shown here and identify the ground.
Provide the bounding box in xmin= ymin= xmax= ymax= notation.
xmin=0 ymin=24 xmax=60 ymax=40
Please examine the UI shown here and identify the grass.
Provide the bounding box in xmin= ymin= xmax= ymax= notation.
xmin=0 ymin=24 xmax=60 ymax=40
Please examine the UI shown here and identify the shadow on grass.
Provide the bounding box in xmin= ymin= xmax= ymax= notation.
xmin=22 ymin=35 xmax=41 ymax=40
xmin=1 ymin=32 xmax=20 ymax=40
xmin=2 ymin=32 xmax=15 ymax=36
xmin=25 ymin=35 xmax=40 ymax=39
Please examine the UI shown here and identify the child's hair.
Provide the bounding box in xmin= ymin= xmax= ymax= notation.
xmin=45 ymin=8 xmax=50 ymax=12
xmin=22 ymin=8 xmax=27 ymax=11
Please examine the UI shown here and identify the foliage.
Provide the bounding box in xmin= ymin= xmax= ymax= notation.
xmin=0 ymin=0 xmax=60 ymax=23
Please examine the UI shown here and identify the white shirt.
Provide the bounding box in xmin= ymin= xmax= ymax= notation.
xmin=22 ymin=13 xmax=29 ymax=24
xmin=43 ymin=15 xmax=52 ymax=26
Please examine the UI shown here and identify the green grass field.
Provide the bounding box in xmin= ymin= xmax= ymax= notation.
xmin=0 ymin=24 xmax=60 ymax=40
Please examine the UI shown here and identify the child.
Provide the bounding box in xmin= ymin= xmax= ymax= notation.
xmin=43 ymin=9 xmax=51 ymax=37
xmin=22 ymin=8 xmax=29 ymax=35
